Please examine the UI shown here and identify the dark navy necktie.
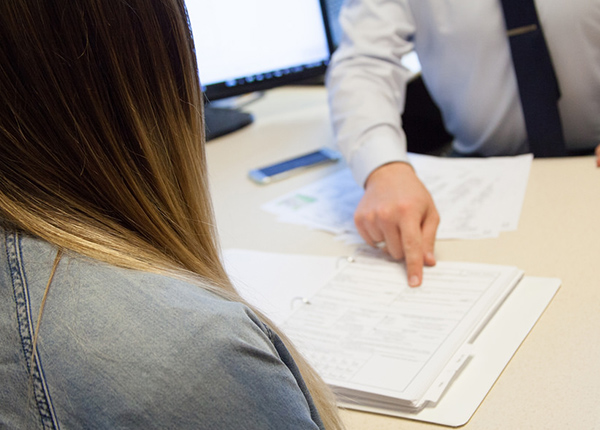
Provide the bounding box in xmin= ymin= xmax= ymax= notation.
xmin=499 ymin=0 xmax=566 ymax=157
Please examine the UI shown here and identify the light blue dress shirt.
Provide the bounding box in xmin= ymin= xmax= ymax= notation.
xmin=327 ymin=0 xmax=600 ymax=186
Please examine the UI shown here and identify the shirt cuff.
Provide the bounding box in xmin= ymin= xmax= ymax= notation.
xmin=348 ymin=126 xmax=410 ymax=187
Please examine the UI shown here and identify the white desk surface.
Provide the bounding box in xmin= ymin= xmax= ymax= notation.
xmin=205 ymin=86 xmax=600 ymax=429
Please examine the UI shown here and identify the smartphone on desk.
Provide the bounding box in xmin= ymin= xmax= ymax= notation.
xmin=248 ymin=147 xmax=341 ymax=184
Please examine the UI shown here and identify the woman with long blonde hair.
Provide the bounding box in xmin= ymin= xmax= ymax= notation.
xmin=0 ymin=1 xmax=343 ymax=428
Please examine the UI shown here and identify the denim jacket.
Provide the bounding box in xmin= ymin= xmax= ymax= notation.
xmin=0 ymin=227 xmax=325 ymax=429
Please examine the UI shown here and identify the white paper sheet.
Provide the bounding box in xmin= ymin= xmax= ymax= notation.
xmin=261 ymin=153 xmax=533 ymax=241
xmin=223 ymin=249 xmax=339 ymax=325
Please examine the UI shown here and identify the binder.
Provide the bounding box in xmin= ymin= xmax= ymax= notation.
xmin=224 ymin=248 xmax=560 ymax=427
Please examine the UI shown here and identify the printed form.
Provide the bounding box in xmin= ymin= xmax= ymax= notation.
xmin=281 ymin=255 xmax=524 ymax=411
xmin=261 ymin=153 xmax=533 ymax=241
xmin=223 ymin=249 xmax=560 ymax=424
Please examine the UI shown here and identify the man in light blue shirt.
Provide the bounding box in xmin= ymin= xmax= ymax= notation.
xmin=327 ymin=0 xmax=600 ymax=286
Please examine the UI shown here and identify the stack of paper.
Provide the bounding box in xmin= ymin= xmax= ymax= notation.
xmin=223 ymin=249 xmax=560 ymax=426
xmin=279 ymin=253 xmax=523 ymax=412
xmin=261 ymin=153 xmax=533 ymax=241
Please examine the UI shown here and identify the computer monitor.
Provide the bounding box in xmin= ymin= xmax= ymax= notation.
xmin=186 ymin=0 xmax=334 ymax=140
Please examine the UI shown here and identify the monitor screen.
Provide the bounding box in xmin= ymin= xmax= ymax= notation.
xmin=187 ymin=0 xmax=333 ymax=102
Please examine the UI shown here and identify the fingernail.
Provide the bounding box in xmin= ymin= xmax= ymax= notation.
xmin=426 ymin=252 xmax=436 ymax=264
xmin=409 ymin=275 xmax=420 ymax=287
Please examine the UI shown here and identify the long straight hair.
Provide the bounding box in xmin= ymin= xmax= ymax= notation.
xmin=0 ymin=1 xmax=343 ymax=428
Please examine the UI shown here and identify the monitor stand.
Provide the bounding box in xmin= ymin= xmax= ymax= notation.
xmin=204 ymin=105 xmax=253 ymax=141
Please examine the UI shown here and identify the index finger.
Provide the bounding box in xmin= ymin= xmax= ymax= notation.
xmin=397 ymin=216 xmax=424 ymax=287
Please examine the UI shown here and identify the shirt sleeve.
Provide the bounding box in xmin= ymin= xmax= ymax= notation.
xmin=326 ymin=0 xmax=417 ymax=187
xmin=187 ymin=306 xmax=326 ymax=430
xmin=119 ymin=302 xmax=327 ymax=430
